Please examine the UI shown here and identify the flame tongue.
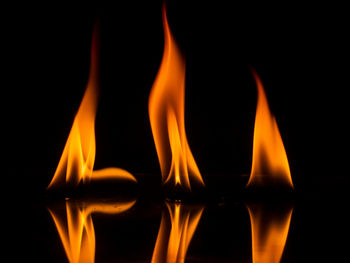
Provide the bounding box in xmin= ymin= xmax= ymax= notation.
xmin=148 ymin=5 xmax=204 ymax=191
xmin=48 ymin=24 xmax=136 ymax=188
xmin=247 ymin=70 xmax=293 ymax=189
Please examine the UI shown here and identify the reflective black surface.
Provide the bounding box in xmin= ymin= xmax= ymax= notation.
xmin=8 ymin=174 xmax=349 ymax=263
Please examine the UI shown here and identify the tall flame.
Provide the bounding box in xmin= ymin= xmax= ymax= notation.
xmin=47 ymin=24 xmax=136 ymax=188
xmin=148 ymin=5 xmax=205 ymax=191
xmin=48 ymin=199 xmax=136 ymax=263
xmin=247 ymin=204 xmax=293 ymax=263
xmin=246 ymin=70 xmax=293 ymax=188
xmin=151 ymin=202 xmax=204 ymax=263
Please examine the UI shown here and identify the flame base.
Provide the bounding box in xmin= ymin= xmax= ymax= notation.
xmin=46 ymin=178 xmax=138 ymax=199
xmin=246 ymin=174 xmax=295 ymax=189
xmin=161 ymin=188 xmax=207 ymax=202
xmin=244 ymin=174 xmax=295 ymax=201
xmin=161 ymin=174 xmax=248 ymax=202
xmin=161 ymin=179 xmax=207 ymax=201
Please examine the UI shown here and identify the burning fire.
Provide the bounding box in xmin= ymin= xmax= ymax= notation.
xmin=247 ymin=204 xmax=293 ymax=263
xmin=246 ymin=70 xmax=293 ymax=188
xmin=48 ymin=199 xmax=136 ymax=263
xmin=151 ymin=202 xmax=204 ymax=263
xmin=47 ymin=24 xmax=136 ymax=188
xmin=148 ymin=5 xmax=205 ymax=191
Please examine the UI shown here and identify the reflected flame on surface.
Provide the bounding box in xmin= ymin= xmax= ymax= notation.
xmin=246 ymin=70 xmax=293 ymax=188
xmin=48 ymin=199 xmax=136 ymax=263
xmin=151 ymin=202 xmax=204 ymax=263
xmin=47 ymin=24 xmax=136 ymax=188
xmin=247 ymin=204 xmax=293 ymax=263
xmin=148 ymin=5 xmax=205 ymax=191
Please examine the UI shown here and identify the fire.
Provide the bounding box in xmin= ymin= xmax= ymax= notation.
xmin=148 ymin=5 xmax=205 ymax=191
xmin=151 ymin=202 xmax=204 ymax=263
xmin=48 ymin=199 xmax=136 ymax=263
xmin=247 ymin=204 xmax=293 ymax=263
xmin=246 ymin=70 xmax=293 ymax=188
xmin=47 ymin=24 xmax=136 ymax=188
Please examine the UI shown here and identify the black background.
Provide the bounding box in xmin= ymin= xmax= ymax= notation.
xmin=3 ymin=1 xmax=349 ymax=262
xmin=4 ymin=0 xmax=349 ymax=196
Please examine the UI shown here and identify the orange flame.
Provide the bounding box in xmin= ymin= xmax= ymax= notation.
xmin=48 ymin=199 xmax=136 ymax=263
xmin=247 ymin=204 xmax=293 ymax=263
xmin=151 ymin=202 xmax=204 ymax=263
xmin=246 ymin=70 xmax=293 ymax=188
xmin=148 ymin=5 xmax=204 ymax=191
xmin=47 ymin=24 xmax=136 ymax=188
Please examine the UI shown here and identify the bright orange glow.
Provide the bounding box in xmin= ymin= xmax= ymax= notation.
xmin=48 ymin=199 xmax=136 ymax=263
xmin=151 ymin=202 xmax=204 ymax=263
xmin=148 ymin=5 xmax=204 ymax=191
xmin=246 ymin=70 xmax=293 ymax=188
xmin=47 ymin=24 xmax=136 ymax=188
xmin=247 ymin=204 xmax=293 ymax=263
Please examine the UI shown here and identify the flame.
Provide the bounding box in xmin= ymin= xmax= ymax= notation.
xmin=247 ymin=204 xmax=293 ymax=263
xmin=148 ymin=5 xmax=204 ymax=191
xmin=246 ymin=70 xmax=293 ymax=188
xmin=48 ymin=199 xmax=136 ymax=263
xmin=47 ymin=24 xmax=136 ymax=188
xmin=151 ymin=202 xmax=204 ymax=263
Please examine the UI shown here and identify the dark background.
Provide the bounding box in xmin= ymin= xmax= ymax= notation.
xmin=4 ymin=0 xmax=349 ymax=196
xmin=3 ymin=1 xmax=349 ymax=262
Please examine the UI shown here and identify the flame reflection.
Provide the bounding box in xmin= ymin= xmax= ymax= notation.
xmin=48 ymin=24 xmax=136 ymax=189
xmin=247 ymin=204 xmax=293 ymax=263
xmin=148 ymin=5 xmax=205 ymax=191
xmin=48 ymin=199 xmax=136 ymax=263
xmin=151 ymin=202 xmax=204 ymax=263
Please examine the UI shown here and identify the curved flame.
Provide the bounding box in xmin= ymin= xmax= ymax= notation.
xmin=246 ymin=70 xmax=293 ymax=188
xmin=151 ymin=202 xmax=204 ymax=263
xmin=48 ymin=199 xmax=136 ymax=263
xmin=148 ymin=5 xmax=204 ymax=191
xmin=247 ymin=204 xmax=293 ymax=263
xmin=47 ymin=24 xmax=136 ymax=188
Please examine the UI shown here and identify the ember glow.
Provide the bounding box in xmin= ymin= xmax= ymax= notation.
xmin=247 ymin=204 xmax=293 ymax=263
xmin=47 ymin=24 xmax=136 ymax=188
xmin=148 ymin=5 xmax=205 ymax=191
xmin=151 ymin=202 xmax=204 ymax=263
xmin=48 ymin=199 xmax=136 ymax=263
xmin=246 ymin=70 xmax=294 ymax=188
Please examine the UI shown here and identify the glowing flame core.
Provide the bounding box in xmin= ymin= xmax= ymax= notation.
xmin=148 ymin=5 xmax=204 ymax=191
xmin=48 ymin=24 xmax=136 ymax=188
xmin=247 ymin=70 xmax=293 ymax=188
